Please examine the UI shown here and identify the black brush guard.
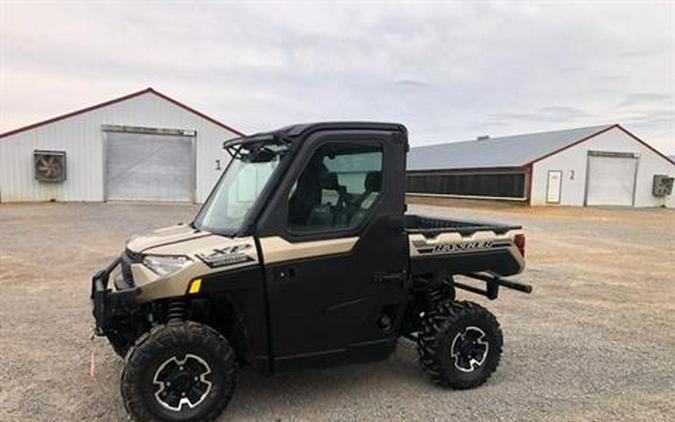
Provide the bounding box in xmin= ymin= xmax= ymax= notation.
xmin=90 ymin=257 xmax=139 ymax=335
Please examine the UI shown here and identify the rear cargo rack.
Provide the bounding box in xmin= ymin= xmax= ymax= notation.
xmin=404 ymin=214 xmax=521 ymax=237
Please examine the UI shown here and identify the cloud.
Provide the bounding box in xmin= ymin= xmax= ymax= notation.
xmin=0 ymin=1 xmax=673 ymax=153
xmin=619 ymin=93 xmax=672 ymax=107
xmin=619 ymin=48 xmax=665 ymax=58
xmin=395 ymin=80 xmax=429 ymax=88
xmin=491 ymin=106 xmax=594 ymax=123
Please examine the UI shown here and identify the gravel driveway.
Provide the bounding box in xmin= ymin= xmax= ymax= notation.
xmin=0 ymin=202 xmax=673 ymax=421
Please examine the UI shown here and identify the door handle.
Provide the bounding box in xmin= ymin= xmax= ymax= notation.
xmin=373 ymin=271 xmax=407 ymax=284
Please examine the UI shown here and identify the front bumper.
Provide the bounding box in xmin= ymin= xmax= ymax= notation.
xmin=90 ymin=257 xmax=140 ymax=336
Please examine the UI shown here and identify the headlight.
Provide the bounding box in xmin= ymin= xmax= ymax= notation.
xmin=143 ymin=255 xmax=192 ymax=277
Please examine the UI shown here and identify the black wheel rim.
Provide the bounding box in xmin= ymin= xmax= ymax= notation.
xmin=450 ymin=326 xmax=489 ymax=372
xmin=153 ymin=354 xmax=213 ymax=412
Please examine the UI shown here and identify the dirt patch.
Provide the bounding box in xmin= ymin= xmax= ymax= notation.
xmin=0 ymin=202 xmax=673 ymax=421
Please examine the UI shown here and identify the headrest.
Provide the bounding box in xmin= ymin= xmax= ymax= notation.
xmin=319 ymin=172 xmax=340 ymax=190
xmin=365 ymin=171 xmax=382 ymax=192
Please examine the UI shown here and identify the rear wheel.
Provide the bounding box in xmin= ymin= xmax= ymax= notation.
xmin=417 ymin=301 xmax=502 ymax=389
xmin=121 ymin=321 xmax=237 ymax=422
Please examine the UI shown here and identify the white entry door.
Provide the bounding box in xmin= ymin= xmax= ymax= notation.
xmin=546 ymin=170 xmax=562 ymax=204
xmin=586 ymin=153 xmax=638 ymax=206
xmin=106 ymin=131 xmax=195 ymax=202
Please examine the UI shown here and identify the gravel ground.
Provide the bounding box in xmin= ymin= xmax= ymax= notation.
xmin=0 ymin=202 xmax=673 ymax=421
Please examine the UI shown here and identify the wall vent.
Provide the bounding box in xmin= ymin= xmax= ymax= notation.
xmin=34 ymin=150 xmax=67 ymax=182
xmin=653 ymin=174 xmax=673 ymax=197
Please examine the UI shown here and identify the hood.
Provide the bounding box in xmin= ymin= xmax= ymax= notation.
xmin=126 ymin=224 xmax=214 ymax=254
xmin=126 ymin=224 xmax=254 ymax=258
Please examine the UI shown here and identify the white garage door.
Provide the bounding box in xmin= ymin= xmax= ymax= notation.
xmin=106 ymin=131 xmax=194 ymax=201
xmin=586 ymin=153 xmax=638 ymax=206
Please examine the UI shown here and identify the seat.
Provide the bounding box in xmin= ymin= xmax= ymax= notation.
xmin=348 ymin=171 xmax=382 ymax=226
xmin=307 ymin=171 xmax=345 ymax=227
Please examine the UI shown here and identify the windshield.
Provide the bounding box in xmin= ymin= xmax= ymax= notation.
xmin=194 ymin=143 xmax=288 ymax=234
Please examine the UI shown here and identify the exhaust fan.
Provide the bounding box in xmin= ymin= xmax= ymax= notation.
xmin=653 ymin=174 xmax=674 ymax=197
xmin=34 ymin=150 xmax=67 ymax=182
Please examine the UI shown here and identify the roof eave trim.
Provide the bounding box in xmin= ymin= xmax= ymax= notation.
xmin=614 ymin=125 xmax=675 ymax=166
xmin=148 ymin=89 xmax=245 ymax=136
xmin=0 ymin=87 xmax=245 ymax=139
xmin=523 ymin=124 xmax=617 ymax=167
xmin=524 ymin=123 xmax=675 ymax=167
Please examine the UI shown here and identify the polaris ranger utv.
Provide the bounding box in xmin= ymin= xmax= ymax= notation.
xmin=91 ymin=122 xmax=531 ymax=422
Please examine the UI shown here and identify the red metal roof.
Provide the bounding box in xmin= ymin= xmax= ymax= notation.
xmin=0 ymin=87 xmax=245 ymax=139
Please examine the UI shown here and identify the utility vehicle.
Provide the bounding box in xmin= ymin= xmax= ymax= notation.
xmin=91 ymin=122 xmax=531 ymax=422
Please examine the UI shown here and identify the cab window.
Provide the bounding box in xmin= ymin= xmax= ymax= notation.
xmin=288 ymin=143 xmax=383 ymax=233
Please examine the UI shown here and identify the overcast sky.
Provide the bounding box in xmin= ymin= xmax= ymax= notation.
xmin=1 ymin=1 xmax=673 ymax=153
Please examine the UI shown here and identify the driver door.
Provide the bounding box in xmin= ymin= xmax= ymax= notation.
xmin=257 ymin=131 xmax=409 ymax=372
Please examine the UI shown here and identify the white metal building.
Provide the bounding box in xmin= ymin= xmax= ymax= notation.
xmin=407 ymin=124 xmax=675 ymax=207
xmin=0 ymin=88 xmax=243 ymax=203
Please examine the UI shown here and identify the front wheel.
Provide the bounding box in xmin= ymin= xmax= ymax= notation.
xmin=121 ymin=321 xmax=237 ymax=422
xmin=417 ymin=301 xmax=502 ymax=389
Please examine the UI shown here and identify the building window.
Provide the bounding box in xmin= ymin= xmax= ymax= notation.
xmin=407 ymin=171 xmax=526 ymax=199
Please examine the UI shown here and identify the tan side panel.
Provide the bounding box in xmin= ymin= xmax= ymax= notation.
xmin=408 ymin=229 xmax=522 ymax=257
xmin=408 ymin=229 xmax=525 ymax=274
xmin=260 ymin=236 xmax=359 ymax=264
xmin=131 ymin=236 xmax=259 ymax=302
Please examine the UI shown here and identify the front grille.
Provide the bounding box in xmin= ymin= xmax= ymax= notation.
xmin=120 ymin=260 xmax=134 ymax=286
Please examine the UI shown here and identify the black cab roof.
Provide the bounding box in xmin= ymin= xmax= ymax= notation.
xmin=223 ymin=121 xmax=407 ymax=150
